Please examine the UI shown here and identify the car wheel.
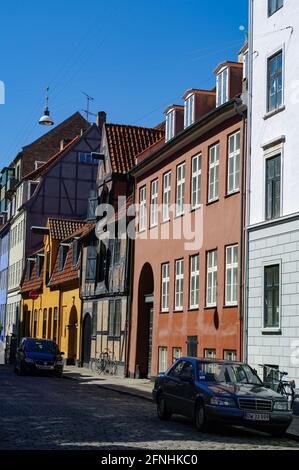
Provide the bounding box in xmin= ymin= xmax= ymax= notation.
xmin=157 ymin=394 xmax=172 ymax=421
xmin=195 ymin=401 xmax=207 ymax=432
xmin=269 ymin=426 xmax=288 ymax=437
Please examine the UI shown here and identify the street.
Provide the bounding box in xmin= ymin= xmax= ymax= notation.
xmin=0 ymin=366 xmax=298 ymax=450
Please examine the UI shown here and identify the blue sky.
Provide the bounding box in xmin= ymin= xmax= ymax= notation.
xmin=0 ymin=0 xmax=247 ymax=167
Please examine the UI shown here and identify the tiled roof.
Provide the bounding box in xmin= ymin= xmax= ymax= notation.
xmin=48 ymin=245 xmax=80 ymax=287
xmin=105 ymin=124 xmax=164 ymax=174
xmin=21 ymin=251 xmax=44 ymax=294
xmin=22 ymin=135 xmax=81 ymax=181
xmin=63 ymin=223 xmax=95 ymax=242
xmin=48 ymin=218 xmax=86 ymax=240
xmin=136 ymin=136 xmax=165 ymax=165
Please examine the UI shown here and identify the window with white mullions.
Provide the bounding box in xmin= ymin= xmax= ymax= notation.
xmin=266 ymin=154 xmax=281 ymax=220
xmin=176 ymin=163 xmax=185 ymax=216
xmin=175 ymin=259 xmax=184 ymax=311
xmin=139 ymin=186 xmax=147 ymax=232
xmin=268 ymin=0 xmax=283 ymax=16
xmin=208 ymin=144 xmax=219 ymax=202
xmin=267 ymin=51 xmax=283 ymax=112
xmin=150 ymin=179 xmax=158 ymax=227
xmin=206 ymin=250 xmax=217 ymax=307
xmin=225 ymin=245 xmax=238 ymax=306
xmin=189 ymin=255 xmax=199 ymax=309
xmin=184 ymin=94 xmax=195 ymax=128
xmin=216 ymin=68 xmax=228 ymax=107
xmin=228 ymin=132 xmax=240 ymax=194
xmin=158 ymin=347 xmax=168 ymax=373
xmin=264 ymin=265 xmax=280 ymax=329
xmin=165 ymin=111 xmax=175 ymax=142
xmin=191 ymin=155 xmax=201 ymax=209
xmin=162 ymin=171 xmax=171 ymax=222
xmin=161 ymin=263 xmax=170 ymax=312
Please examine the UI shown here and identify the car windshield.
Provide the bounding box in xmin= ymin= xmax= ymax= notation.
xmin=25 ymin=340 xmax=58 ymax=354
xmin=198 ymin=362 xmax=262 ymax=385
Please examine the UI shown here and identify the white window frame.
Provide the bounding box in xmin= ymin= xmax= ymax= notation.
xmin=227 ymin=132 xmax=241 ymax=195
xmin=184 ymin=93 xmax=195 ymax=128
xmin=224 ymin=350 xmax=237 ymax=361
xmin=161 ymin=263 xmax=170 ymax=312
xmin=262 ymin=259 xmax=282 ymax=333
xmin=206 ymin=250 xmax=217 ymax=308
xmin=172 ymin=347 xmax=182 ymax=362
xmin=204 ymin=349 xmax=216 ymax=359
xmin=150 ymin=179 xmax=158 ymax=228
xmin=175 ymin=259 xmax=184 ymax=311
xmin=162 ymin=171 xmax=171 ymax=222
xmin=216 ymin=67 xmax=229 ymax=107
xmin=189 ymin=254 xmax=199 ymax=309
xmin=208 ymin=144 xmax=220 ymax=202
xmin=176 ymin=163 xmax=185 ymax=216
xmin=158 ymin=347 xmax=168 ymax=373
xmin=139 ymin=186 xmax=147 ymax=232
xmin=191 ymin=154 xmax=202 ymax=209
xmin=165 ymin=110 xmax=175 ymax=142
xmin=225 ymin=245 xmax=238 ymax=306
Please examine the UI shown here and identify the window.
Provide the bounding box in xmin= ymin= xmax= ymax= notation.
xmin=267 ymin=51 xmax=283 ymax=112
xmin=266 ymin=154 xmax=281 ymax=220
xmin=161 ymin=263 xmax=170 ymax=312
xmin=189 ymin=255 xmax=199 ymax=309
xmin=139 ymin=186 xmax=147 ymax=232
xmin=26 ymin=259 xmax=34 ymax=281
xmin=216 ymin=68 xmax=229 ymax=107
xmin=78 ymin=153 xmax=93 ymax=164
xmin=86 ymin=246 xmax=97 ymax=281
xmin=204 ymin=349 xmax=216 ymax=359
xmin=34 ymin=161 xmax=45 ymax=170
xmin=175 ymin=259 xmax=184 ymax=311
xmin=158 ymin=347 xmax=168 ymax=373
xmin=48 ymin=308 xmax=52 ymax=339
xmin=172 ymin=347 xmax=182 ymax=362
xmin=184 ymin=94 xmax=195 ymax=128
xmin=36 ymin=255 xmax=44 ymax=279
xmin=97 ymin=242 xmax=107 ymax=283
xmin=45 ymin=252 xmax=50 ymax=285
xmin=58 ymin=245 xmax=68 ymax=272
xmin=42 ymin=309 xmax=47 ymax=339
xmin=243 ymin=51 xmax=249 ymax=80
xmin=72 ymin=239 xmax=80 ymax=267
xmin=108 ymin=300 xmax=121 ymax=338
xmin=176 ymin=163 xmax=185 ymax=216
xmin=225 ymin=245 xmax=238 ymax=306
xmin=150 ymin=179 xmax=158 ymax=227
xmin=268 ymin=0 xmax=283 ymax=16
xmin=87 ymin=196 xmax=98 ymax=221
xmin=187 ymin=336 xmax=198 ymax=358
xmin=53 ymin=308 xmax=58 ymax=343
xmin=208 ymin=144 xmax=219 ymax=202
xmin=191 ymin=155 xmax=201 ymax=209
xmin=92 ymin=303 xmax=97 ymax=337
xmin=165 ymin=110 xmax=175 ymax=142
xmin=228 ymin=132 xmax=240 ymax=194
xmin=224 ymin=350 xmax=237 ymax=361
xmin=33 ymin=310 xmax=38 ymax=338
xmin=206 ymin=250 xmax=217 ymax=307
xmin=264 ymin=265 xmax=280 ymax=329
xmin=162 ymin=172 xmax=171 ymax=222
xmin=113 ymin=239 xmax=121 ymax=265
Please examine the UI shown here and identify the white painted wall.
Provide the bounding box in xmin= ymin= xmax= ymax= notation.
xmin=250 ymin=0 xmax=299 ymax=225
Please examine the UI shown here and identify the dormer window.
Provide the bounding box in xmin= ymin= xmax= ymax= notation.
xmin=58 ymin=245 xmax=68 ymax=272
xmin=26 ymin=258 xmax=34 ymax=280
xmin=36 ymin=254 xmax=44 ymax=279
xmin=268 ymin=0 xmax=283 ymax=17
xmin=184 ymin=94 xmax=195 ymax=128
xmin=216 ymin=68 xmax=229 ymax=107
xmin=165 ymin=110 xmax=175 ymax=142
xmin=72 ymin=239 xmax=80 ymax=267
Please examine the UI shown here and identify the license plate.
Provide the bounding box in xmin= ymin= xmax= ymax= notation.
xmin=245 ymin=412 xmax=270 ymax=422
xmin=36 ymin=365 xmax=54 ymax=370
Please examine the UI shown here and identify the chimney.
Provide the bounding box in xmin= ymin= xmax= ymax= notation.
xmin=97 ymin=111 xmax=107 ymax=130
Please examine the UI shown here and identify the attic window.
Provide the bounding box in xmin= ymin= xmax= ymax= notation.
xmin=184 ymin=94 xmax=195 ymax=128
xmin=36 ymin=254 xmax=44 ymax=279
xmin=28 ymin=181 xmax=39 ymax=199
xmin=165 ymin=110 xmax=175 ymax=142
xmin=72 ymin=239 xmax=80 ymax=267
xmin=26 ymin=259 xmax=34 ymax=281
xmin=58 ymin=245 xmax=68 ymax=272
xmin=216 ymin=67 xmax=229 ymax=107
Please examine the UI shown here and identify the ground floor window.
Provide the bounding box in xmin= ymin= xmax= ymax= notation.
xmin=204 ymin=349 xmax=216 ymax=359
xmin=42 ymin=309 xmax=47 ymax=339
xmin=223 ymin=350 xmax=237 ymax=361
xmin=172 ymin=347 xmax=182 ymax=363
xmin=108 ymin=300 xmax=121 ymax=338
xmin=33 ymin=310 xmax=38 ymax=338
xmin=53 ymin=308 xmax=58 ymax=344
xmin=158 ymin=347 xmax=168 ymax=373
xmin=264 ymin=264 xmax=280 ymax=329
xmin=187 ymin=336 xmax=198 ymax=358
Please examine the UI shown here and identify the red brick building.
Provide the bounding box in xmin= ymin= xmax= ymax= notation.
xmin=128 ymin=60 xmax=247 ymax=378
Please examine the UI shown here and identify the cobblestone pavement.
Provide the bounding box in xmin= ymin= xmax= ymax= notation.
xmin=0 ymin=366 xmax=298 ymax=451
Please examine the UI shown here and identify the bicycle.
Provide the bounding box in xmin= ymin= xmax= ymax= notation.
xmin=260 ymin=365 xmax=296 ymax=409
xmin=92 ymin=350 xmax=118 ymax=376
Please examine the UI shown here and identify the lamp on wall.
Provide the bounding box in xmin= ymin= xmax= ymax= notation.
xmin=39 ymin=86 xmax=54 ymax=126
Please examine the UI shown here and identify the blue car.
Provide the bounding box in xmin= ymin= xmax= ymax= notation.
xmin=153 ymin=357 xmax=293 ymax=436
xmin=14 ymin=338 xmax=64 ymax=377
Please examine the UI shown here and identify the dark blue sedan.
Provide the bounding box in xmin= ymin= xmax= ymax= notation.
xmin=153 ymin=357 xmax=293 ymax=436
xmin=14 ymin=338 xmax=64 ymax=377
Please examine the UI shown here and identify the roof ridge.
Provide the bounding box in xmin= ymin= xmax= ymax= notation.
xmin=105 ymin=122 xmax=165 ymax=133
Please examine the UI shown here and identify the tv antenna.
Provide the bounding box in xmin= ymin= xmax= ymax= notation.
xmin=82 ymin=92 xmax=96 ymax=122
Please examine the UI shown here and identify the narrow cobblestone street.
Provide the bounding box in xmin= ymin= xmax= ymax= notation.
xmin=0 ymin=366 xmax=298 ymax=451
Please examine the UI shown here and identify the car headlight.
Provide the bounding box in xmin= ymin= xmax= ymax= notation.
xmin=24 ymin=358 xmax=35 ymax=364
xmin=210 ymin=397 xmax=236 ymax=407
xmin=273 ymin=401 xmax=289 ymax=411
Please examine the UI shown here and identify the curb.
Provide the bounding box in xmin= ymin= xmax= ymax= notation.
xmin=63 ymin=373 xmax=153 ymax=403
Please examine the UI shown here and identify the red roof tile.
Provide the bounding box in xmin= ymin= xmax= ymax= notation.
xmin=21 ymin=251 xmax=44 ymax=293
xmin=48 ymin=218 xmax=86 ymax=240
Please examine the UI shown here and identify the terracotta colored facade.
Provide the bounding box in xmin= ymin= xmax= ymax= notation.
xmin=128 ymin=73 xmax=247 ymax=378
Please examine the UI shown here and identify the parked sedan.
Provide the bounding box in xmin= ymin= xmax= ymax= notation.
xmin=153 ymin=358 xmax=293 ymax=436
xmin=14 ymin=338 xmax=64 ymax=377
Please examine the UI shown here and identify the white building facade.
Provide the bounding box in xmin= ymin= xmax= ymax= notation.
xmin=246 ymin=0 xmax=299 ymax=381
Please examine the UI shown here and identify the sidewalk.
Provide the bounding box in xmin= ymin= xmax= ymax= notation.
xmin=63 ymin=366 xmax=299 ymax=440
